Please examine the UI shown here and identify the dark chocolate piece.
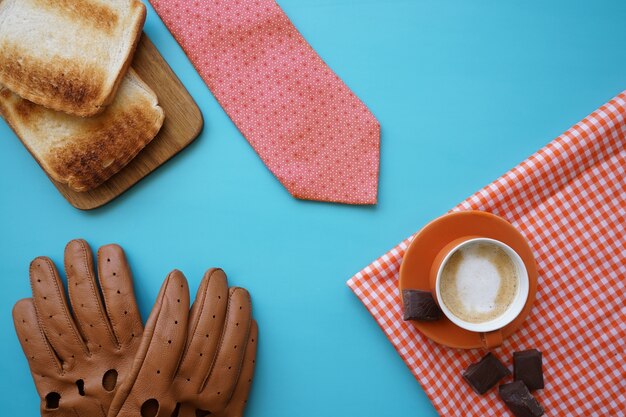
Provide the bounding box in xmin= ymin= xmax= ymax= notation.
xmin=514 ymin=349 xmax=544 ymax=390
xmin=499 ymin=381 xmax=545 ymax=417
xmin=401 ymin=289 xmax=443 ymax=321
xmin=462 ymin=352 xmax=511 ymax=394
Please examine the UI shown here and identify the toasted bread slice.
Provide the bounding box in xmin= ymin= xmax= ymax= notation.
xmin=0 ymin=69 xmax=165 ymax=192
xmin=0 ymin=0 xmax=146 ymax=117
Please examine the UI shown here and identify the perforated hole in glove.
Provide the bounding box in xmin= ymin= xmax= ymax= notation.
xmin=13 ymin=240 xmax=144 ymax=416
xmin=109 ymin=268 xmax=258 ymax=417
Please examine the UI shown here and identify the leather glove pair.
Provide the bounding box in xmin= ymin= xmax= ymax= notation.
xmin=13 ymin=240 xmax=257 ymax=417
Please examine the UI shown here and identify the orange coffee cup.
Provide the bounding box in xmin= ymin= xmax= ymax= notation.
xmin=428 ymin=237 xmax=530 ymax=349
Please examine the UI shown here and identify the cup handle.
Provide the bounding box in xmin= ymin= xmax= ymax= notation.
xmin=480 ymin=329 xmax=503 ymax=349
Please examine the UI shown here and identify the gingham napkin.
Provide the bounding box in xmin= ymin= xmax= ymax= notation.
xmin=347 ymin=92 xmax=626 ymax=416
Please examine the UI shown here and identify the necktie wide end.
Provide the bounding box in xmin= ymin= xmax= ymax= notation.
xmin=289 ymin=183 xmax=378 ymax=205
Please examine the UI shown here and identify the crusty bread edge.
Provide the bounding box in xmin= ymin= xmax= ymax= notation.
xmin=93 ymin=1 xmax=148 ymax=116
xmin=0 ymin=0 xmax=147 ymax=118
xmin=0 ymin=72 xmax=165 ymax=193
xmin=66 ymin=68 xmax=165 ymax=191
xmin=0 ymin=84 xmax=67 ymax=189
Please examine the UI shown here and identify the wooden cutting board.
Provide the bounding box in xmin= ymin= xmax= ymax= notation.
xmin=51 ymin=34 xmax=203 ymax=210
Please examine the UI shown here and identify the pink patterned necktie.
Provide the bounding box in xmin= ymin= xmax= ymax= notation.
xmin=150 ymin=0 xmax=380 ymax=204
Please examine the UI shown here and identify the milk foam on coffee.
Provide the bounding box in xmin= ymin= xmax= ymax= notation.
xmin=440 ymin=242 xmax=518 ymax=323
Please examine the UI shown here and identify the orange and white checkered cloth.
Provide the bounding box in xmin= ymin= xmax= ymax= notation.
xmin=347 ymin=92 xmax=626 ymax=416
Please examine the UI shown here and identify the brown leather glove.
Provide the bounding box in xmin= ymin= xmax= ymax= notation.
xmin=109 ymin=268 xmax=257 ymax=417
xmin=12 ymin=239 xmax=144 ymax=417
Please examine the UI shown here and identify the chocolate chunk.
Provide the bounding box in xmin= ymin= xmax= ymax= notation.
xmin=514 ymin=349 xmax=544 ymax=390
xmin=499 ymin=381 xmax=545 ymax=417
xmin=462 ymin=352 xmax=511 ymax=394
xmin=401 ymin=289 xmax=443 ymax=321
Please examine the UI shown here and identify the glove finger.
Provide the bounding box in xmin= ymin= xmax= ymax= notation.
xmin=65 ymin=240 xmax=118 ymax=351
xmin=13 ymin=300 xmax=86 ymax=417
xmin=213 ymin=320 xmax=258 ymax=417
xmin=97 ymin=243 xmax=143 ymax=347
xmin=13 ymin=298 xmax=62 ymax=378
xmin=108 ymin=271 xmax=189 ymax=417
xmin=177 ymin=268 xmax=229 ymax=394
xmin=30 ymin=257 xmax=88 ymax=362
xmin=197 ymin=287 xmax=252 ymax=412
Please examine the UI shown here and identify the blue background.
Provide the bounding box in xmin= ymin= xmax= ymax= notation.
xmin=1 ymin=1 xmax=625 ymax=415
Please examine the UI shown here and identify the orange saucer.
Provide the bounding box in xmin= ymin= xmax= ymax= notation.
xmin=399 ymin=211 xmax=538 ymax=349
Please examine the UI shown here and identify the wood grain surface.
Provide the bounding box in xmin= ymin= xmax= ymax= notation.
xmin=52 ymin=34 xmax=203 ymax=210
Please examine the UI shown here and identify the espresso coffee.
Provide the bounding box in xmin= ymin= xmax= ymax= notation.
xmin=439 ymin=241 xmax=518 ymax=323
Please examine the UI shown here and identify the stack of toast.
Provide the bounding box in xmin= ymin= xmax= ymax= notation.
xmin=0 ymin=0 xmax=165 ymax=192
